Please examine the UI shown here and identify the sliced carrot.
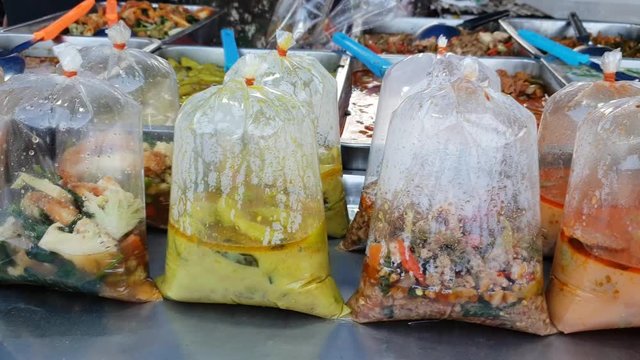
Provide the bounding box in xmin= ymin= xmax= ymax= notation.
xmin=364 ymin=243 xmax=383 ymax=280
xmin=395 ymin=238 xmax=426 ymax=284
xmin=120 ymin=234 xmax=147 ymax=265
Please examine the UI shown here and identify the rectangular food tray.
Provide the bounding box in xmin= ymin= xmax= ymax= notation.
xmin=340 ymin=56 xmax=564 ymax=172
xmin=363 ymin=17 xmax=527 ymax=55
xmin=144 ymin=45 xmax=352 ymax=143
xmin=0 ymin=33 xmax=160 ymax=56
xmin=502 ymin=17 xmax=640 ymax=60
xmin=1 ymin=2 xmax=222 ymax=46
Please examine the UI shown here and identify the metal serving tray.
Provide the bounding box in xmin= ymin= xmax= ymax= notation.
xmin=1 ymin=2 xmax=222 ymax=46
xmin=340 ymin=56 xmax=563 ymax=172
xmin=0 ymin=33 xmax=160 ymax=56
xmin=144 ymin=46 xmax=352 ymax=142
xmin=364 ymin=17 xmax=517 ymax=51
xmin=503 ymin=18 xmax=640 ymax=58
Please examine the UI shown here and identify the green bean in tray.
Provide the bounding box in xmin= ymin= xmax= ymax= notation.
xmin=167 ymin=57 xmax=224 ymax=103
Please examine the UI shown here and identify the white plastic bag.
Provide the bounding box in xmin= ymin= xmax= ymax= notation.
xmin=537 ymin=49 xmax=640 ymax=256
xmin=79 ymin=21 xmax=180 ymax=126
xmin=226 ymin=31 xmax=349 ymax=238
xmin=547 ymin=95 xmax=640 ymax=333
xmin=347 ymin=60 xmax=556 ymax=335
xmin=79 ymin=21 xmax=180 ymax=229
xmin=0 ymin=43 xmax=160 ymax=302
xmin=342 ymin=50 xmax=501 ymax=251
xmin=157 ymin=57 xmax=348 ymax=318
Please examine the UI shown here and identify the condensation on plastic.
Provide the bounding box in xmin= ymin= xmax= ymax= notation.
xmin=341 ymin=55 xmax=501 ymax=251
xmin=537 ymin=49 xmax=640 ymax=256
xmin=547 ymin=96 xmax=640 ymax=333
xmin=266 ymin=0 xmax=336 ymax=47
xmin=79 ymin=21 xmax=179 ymax=126
xmin=0 ymin=44 xmax=160 ymax=302
xmin=157 ymin=65 xmax=348 ymax=318
xmin=347 ymin=60 xmax=556 ymax=335
xmin=226 ymin=33 xmax=349 ymax=238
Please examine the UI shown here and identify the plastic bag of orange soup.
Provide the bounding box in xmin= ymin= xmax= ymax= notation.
xmin=341 ymin=40 xmax=502 ymax=251
xmin=157 ymin=57 xmax=349 ymax=318
xmin=547 ymin=95 xmax=640 ymax=333
xmin=226 ymin=31 xmax=348 ymax=239
xmin=79 ymin=20 xmax=180 ymax=229
xmin=537 ymin=49 xmax=640 ymax=256
xmin=0 ymin=44 xmax=160 ymax=302
xmin=347 ymin=59 xmax=556 ymax=335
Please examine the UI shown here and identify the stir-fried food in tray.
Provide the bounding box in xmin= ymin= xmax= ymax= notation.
xmin=496 ymin=70 xmax=547 ymax=126
xmin=554 ymin=33 xmax=640 ymax=58
xmin=69 ymin=1 xmax=215 ymax=39
xmin=361 ymin=30 xmax=517 ymax=57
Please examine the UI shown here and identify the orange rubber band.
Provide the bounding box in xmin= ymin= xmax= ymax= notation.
xmin=437 ymin=47 xmax=448 ymax=57
xmin=604 ymin=72 xmax=615 ymax=82
xmin=113 ymin=43 xmax=126 ymax=50
xmin=63 ymin=70 xmax=77 ymax=78
xmin=245 ymin=77 xmax=255 ymax=86
xmin=276 ymin=46 xmax=287 ymax=57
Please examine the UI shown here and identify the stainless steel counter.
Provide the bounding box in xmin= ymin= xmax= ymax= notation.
xmin=2 ymin=226 xmax=640 ymax=360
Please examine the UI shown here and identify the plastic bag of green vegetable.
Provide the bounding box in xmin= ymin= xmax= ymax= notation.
xmin=226 ymin=31 xmax=348 ymax=239
xmin=157 ymin=56 xmax=349 ymax=318
xmin=0 ymin=44 xmax=160 ymax=302
xmin=78 ymin=21 xmax=180 ymax=229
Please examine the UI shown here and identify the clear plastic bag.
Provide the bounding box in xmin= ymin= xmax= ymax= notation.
xmin=157 ymin=58 xmax=348 ymax=318
xmin=226 ymin=31 xmax=349 ymax=238
xmin=537 ymin=50 xmax=640 ymax=256
xmin=0 ymin=44 xmax=160 ymax=302
xmin=547 ymin=95 xmax=640 ymax=333
xmin=266 ymin=0 xmax=336 ymax=47
xmin=347 ymin=60 xmax=556 ymax=335
xmin=295 ymin=0 xmax=401 ymax=49
xmin=79 ymin=21 xmax=180 ymax=229
xmin=341 ymin=52 xmax=501 ymax=251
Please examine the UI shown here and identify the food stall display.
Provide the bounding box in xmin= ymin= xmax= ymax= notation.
xmin=157 ymin=56 xmax=348 ymax=318
xmin=537 ymin=50 xmax=640 ymax=256
xmin=0 ymin=44 xmax=160 ymax=302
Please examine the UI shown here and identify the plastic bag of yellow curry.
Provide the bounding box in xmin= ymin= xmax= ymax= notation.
xmin=347 ymin=59 xmax=556 ymax=335
xmin=78 ymin=20 xmax=180 ymax=229
xmin=226 ymin=31 xmax=348 ymax=239
xmin=0 ymin=44 xmax=160 ymax=302
xmin=157 ymin=56 xmax=349 ymax=318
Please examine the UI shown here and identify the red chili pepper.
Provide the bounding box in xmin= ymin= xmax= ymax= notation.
xmin=504 ymin=41 xmax=514 ymax=49
xmin=486 ymin=48 xmax=499 ymax=56
xmin=365 ymin=41 xmax=382 ymax=54
xmin=395 ymin=239 xmax=426 ymax=284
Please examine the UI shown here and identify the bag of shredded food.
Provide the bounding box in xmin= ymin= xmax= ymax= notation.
xmin=342 ymin=43 xmax=501 ymax=251
xmin=157 ymin=56 xmax=349 ymax=318
xmin=537 ymin=49 xmax=640 ymax=256
xmin=78 ymin=20 xmax=180 ymax=229
xmin=347 ymin=60 xmax=556 ymax=335
xmin=0 ymin=44 xmax=160 ymax=302
xmin=547 ymin=95 xmax=640 ymax=333
xmin=226 ymin=31 xmax=348 ymax=239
